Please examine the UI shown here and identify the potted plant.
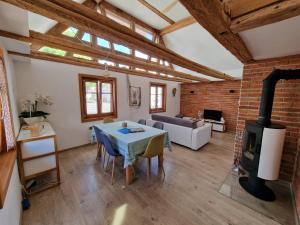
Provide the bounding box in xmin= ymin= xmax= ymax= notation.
xmin=19 ymin=93 xmax=53 ymax=125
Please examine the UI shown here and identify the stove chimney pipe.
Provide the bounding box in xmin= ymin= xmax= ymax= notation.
xmin=257 ymin=69 xmax=300 ymax=126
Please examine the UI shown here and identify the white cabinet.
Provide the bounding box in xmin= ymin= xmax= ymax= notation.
xmin=17 ymin=122 xmax=60 ymax=194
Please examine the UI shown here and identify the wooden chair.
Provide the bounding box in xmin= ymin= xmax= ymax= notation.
xmin=141 ymin=135 xmax=165 ymax=180
xmin=93 ymin=126 xmax=105 ymax=164
xmin=138 ymin=119 xmax=146 ymax=125
xmin=101 ymin=133 xmax=123 ymax=184
xmin=153 ymin=121 xmax=164 ymax=130
xmin=103 ymin=117 xmax=114 ymax=123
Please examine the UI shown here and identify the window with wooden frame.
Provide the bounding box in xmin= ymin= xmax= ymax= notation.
xmin=0 ymin=48 xmax=17 ymax=209
xmin=150 ymin=82 xmax=166 ymax=113
xmin=79 ymin=74 xmax=117 ymax=122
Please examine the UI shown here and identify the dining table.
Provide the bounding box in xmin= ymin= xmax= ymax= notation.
xmin=95 ymin=120 xmax=171 ymax=184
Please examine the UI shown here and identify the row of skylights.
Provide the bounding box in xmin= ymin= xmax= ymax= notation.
xmin=61 ymin=27 xmax=171 ymax=66
xmin=37 ymin=46 xmax=176 ymax=78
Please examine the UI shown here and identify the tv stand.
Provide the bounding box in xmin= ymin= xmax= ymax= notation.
xmin=204 ymin=119 xmax=225 ymax=132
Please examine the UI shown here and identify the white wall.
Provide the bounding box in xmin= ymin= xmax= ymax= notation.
xmin=0 ymin=43 xmax=22 ymax=225
xmin=14 ymin=59 xmax=181 ymax=150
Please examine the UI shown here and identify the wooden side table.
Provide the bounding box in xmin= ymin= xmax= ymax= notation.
xmin=17 ymin=122 xmax=60 ymax=194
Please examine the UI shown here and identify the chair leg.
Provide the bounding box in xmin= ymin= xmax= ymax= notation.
xmin=147 ymin=158 xmax=151 ymax=180
xmin=161 ymin=165 xmax=166 ymax=181
xmin=111 ymin=157 xmax=116 ymax=185
xmin=96 ymin=143 xmax=101 ymax=160
xmin=106 ymin=155 xmax=111 ymax=171
xmin=103 ymin=150 xmax=106 ymax=169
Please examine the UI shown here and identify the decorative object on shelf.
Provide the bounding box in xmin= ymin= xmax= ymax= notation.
xmin=19 ymin=93 xmax=53 ymax=125
xmin=129 ymin=86 xmax=141 ymax=107
xmin=172 ymin=88 xmax=177 ymax=97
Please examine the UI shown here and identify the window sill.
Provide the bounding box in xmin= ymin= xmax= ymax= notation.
xmin=0 ymin=149 xmax=16 ymax=209
xmin=150 ymin=109 xmax=166 ymax=114
xmin=81 ymin=114 xmax=117 ymax=123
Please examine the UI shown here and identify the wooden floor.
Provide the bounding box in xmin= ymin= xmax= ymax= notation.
xmin=22 ymin=132 xmax=282 ymax=225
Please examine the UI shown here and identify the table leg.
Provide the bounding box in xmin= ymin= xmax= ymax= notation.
xmin=126 ymin=165 xmax=134 ymax=185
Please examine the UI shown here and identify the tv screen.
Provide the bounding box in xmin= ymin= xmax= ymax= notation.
xmin=203 ymin=109 xmax=222 ymax=121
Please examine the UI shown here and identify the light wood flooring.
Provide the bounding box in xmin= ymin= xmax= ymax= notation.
xmin=22 ymin=132 xmax=283 ymax=225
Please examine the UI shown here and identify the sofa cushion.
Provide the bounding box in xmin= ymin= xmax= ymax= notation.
xmin=151 ymin=115 xmax=197 ymax=129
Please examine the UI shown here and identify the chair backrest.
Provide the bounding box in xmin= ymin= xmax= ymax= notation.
xmin=103 ymin=117 xmax=114 ymax=123
xmin=101 ymin=133 xmax=119 ymax=156
xmin=93 ymin=126 xmax=103 ymax=144
xmin=138 ymin=119 xmax=146 ymax=125
xmin=143 ymin=135 xmax=164 ymax=158
xmin=153 ymin=122 xmax=164 ymax=130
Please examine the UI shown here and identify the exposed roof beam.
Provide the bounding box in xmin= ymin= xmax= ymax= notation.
xmin=8 ymin=51 xmax=189 ymax=83
xmin=179 ymin=0 xmax=253 ymax=63
xmin=0 ymin=0 xmax=234 ymax=80
xmin=160 ymin=16 xmax=196 ymax=36
xmin=137 ymin=0 xmax=175 ymax=24
xmin=0 ymin=29 xmax=208 ymax=82
xmin=230 ymin=0 xmax=300 ymax=33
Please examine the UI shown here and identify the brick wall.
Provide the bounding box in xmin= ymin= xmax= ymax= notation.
xmin=180 ymin=81 xmax=241 ymax=132
xmin=233 ymin=55 xmax=300 ymax=183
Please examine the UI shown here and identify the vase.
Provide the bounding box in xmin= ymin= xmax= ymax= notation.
xmin=23 ymin=116 xmax=44 ymax=125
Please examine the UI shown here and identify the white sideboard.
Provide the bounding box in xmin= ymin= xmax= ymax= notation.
xmin=17 ymin=122 xmax=60 ymax=194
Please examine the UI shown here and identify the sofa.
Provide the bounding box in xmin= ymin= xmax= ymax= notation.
xmin=146 ymin=115 xmax=212 ymax=150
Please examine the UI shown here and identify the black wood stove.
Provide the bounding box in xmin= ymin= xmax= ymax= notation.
xmin=239 ymin=69 xmax=300 ymax=201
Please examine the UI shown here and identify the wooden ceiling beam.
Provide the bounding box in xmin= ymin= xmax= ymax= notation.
xmin=8 ymin=51 xmax=189 ymax=83
xmin=0 ymin=29 xmax=207 ymax=82
xmin=137 ymin=0 xmax=175 ymax=24
xmin=160 ymin=16 xmax=196 ymax=36
xmin=0 ymin=0 xmax=234 ymax=80
xmin=179 ymin=0 xmax=253 ymax=63
xmin=230 ymin=0 xmax=300 ymax=33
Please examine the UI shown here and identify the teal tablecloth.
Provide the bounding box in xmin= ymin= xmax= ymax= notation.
xmin=96 ymin=121 xmax=171 ymax=167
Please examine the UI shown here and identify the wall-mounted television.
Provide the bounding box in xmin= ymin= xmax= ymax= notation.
xmin=203 ymin=109 xmax=222 ymax=121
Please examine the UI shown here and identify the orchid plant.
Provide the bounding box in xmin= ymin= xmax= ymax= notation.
xmin=19 ymin=93 xmax=53 ymax=118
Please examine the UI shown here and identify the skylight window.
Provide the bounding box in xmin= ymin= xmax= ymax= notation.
xmin=135 ymin=24 xmax=153 ymax=41
xmin=159 ymin=60 xmax=164 ymax=65
xmin=39 ymin=46 xmax=66 ymax=56
xmin=113 ymin=43 xmax=131 ymax=55
xmin=62 ymin=27 xmax=78 ymax=37
xmin=73 ymin=54 xmax=93 ymax=61
xmin=97 ymin=37 xmax=110 ymax=49
xmin=82 ymin=32 xmax=91 ymax=42
xmin=118 ymin=64 xmax=130 ymax=69
xmin=106 ymin=10 xmax=131 ymax=28
xmin=164 ymin=61 xmax=170 ymax=67
xmin=151 ymin=57 xmax=158 ymax=63
xmin=135 ymin=50 xmax=149 ymax=60
xmin=135 ymin=68 xmax=146 ymax=72
xmin=160 ymin=73 xmax=166 ymax=76
xmin=98 ymin=60 xmax=115 ymax=66
xmin=148 ymin=71 xmax=157 ymax=74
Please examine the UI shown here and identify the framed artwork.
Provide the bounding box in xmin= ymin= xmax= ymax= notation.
xmin=129 ymin=86 xmax=141 ymax=107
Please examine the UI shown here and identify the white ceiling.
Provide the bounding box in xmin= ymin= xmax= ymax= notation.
xmin=107 ymin=0 xmax=169 ymax=29
xmin=163 ymin=23 xmax=243 ymax=79
xmin=0 ymin=2 xmax=30 ymax=55
xmin=0 ymin=2 xmax=28 ymax=36
xmin=28 ymin=12 xmax=57 ymax=34
xmin=240 ymin=16 xmax=300 ymax=60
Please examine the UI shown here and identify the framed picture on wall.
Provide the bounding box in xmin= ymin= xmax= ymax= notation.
xmin=129 ymin=86 xmax=141 ymax=107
